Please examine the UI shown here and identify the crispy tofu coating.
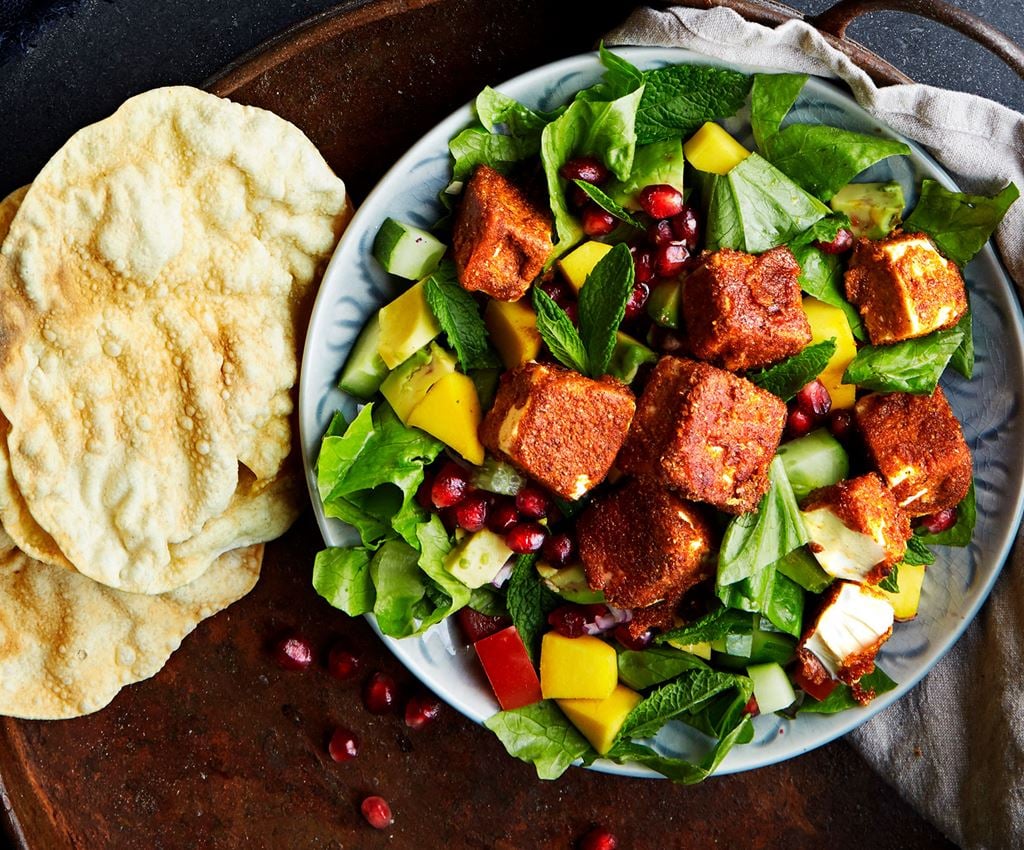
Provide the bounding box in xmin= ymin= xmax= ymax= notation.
xmin=618 ymin=356 xmax=787 ymax=514
xmin=479 ymin=362 xmax=635 ymax=500
xmin=577 ymin=479 xmax=715 ymax=609
xmin=452 ymin=165 xmax=553 ymax=301
xmin=620 ymin=595 xmax=681 ymax=643
xmin=844 ymin=232 xmax=967 ymax=344
xmin=682 ymin=247 xmax=811 ymax=371
xmin=855 ymin=388 xmax=972 ymax=517
xmin=802 ymin=473 xmax=911 ymax=584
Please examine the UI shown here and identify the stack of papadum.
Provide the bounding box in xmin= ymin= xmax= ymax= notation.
xmin=0 ymin=87 xmax=350 ymax=719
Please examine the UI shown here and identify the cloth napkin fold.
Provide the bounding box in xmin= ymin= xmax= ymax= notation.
xmin=606 ymin=7 xmax=1024 ymax=849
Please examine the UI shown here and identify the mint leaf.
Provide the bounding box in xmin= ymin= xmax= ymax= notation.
xmin=843 ymin=327 xmax=963 ymax=394
xmin=915 ymin=480 xmax=976 ymax=547
xmin=950 ymin=307 xmax=974 ymax=379
xmin=312 ymin=547 xmax=375 ymax=615
xmin=904 ymin=179 xmax=1019 ymax=267
xmin=424 ymin=261 xmax=499 ymax=370
xmin=799 ymin=666 xmax=897 ymax=714
xmin=506 ymin=554 xmax=560 ymax=662
xmin=634 ymin=64 xmax=751 ymax=145
xmin=412 ymin=516 xmax=471 ymax=635
xmin=484 ymin=700 xmax=595 ymax=780
xmin=572 ymin=179 xmax=642 ymax=228
xmin=746 ymin=338 xmax=837 ymax=401
xmin=618 ymin=669 xmax=752 ymax=741
xmin=878 ymin=564 xmax=900 ymax=593
xmin=617 ymin=647 xmax=708 ymax=691
xmin=598 ymin=43 xmax=645 ymax=99
xmin=656 ymin=607 xmax=754 ymax=647
xmin=531 ymin=287 xmax=588 ymax=373
xmin=903 ymin=536 xmax=936 ymax=566
xmin=369 ymin=540 xmax=428 ymax=638
xmin=578 ymin=242 xmax=635 ymax=377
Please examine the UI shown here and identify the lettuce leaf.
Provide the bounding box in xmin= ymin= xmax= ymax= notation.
xmin=484 ymin=700 xmax=595 ymax=780
xmin=798 ymin=667 xmax=897 ymax=713
xmin=617 ymin=647 xmax=708 ymax=691
xmin=842 ymin=327 xmax=963 ymax=395
xmin=369 ymin=540 xmax=428 ymax=638
xmin=312 ymin=547 xmax=375 ymax=616
xmin=412 ymin=516 xmax=472 ymax=635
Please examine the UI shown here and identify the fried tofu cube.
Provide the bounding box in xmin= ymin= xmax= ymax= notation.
xmin=452 ymin=165 xmax=553 ymax=301
xmin=577 ymin=479 xmax=715 ymax=609
xmin=854 ymin=388 xmax=972 ymax=516
xmin=618 ymin=356 xmax=787 ymax=514
xmin=801 ymin=473 xmax=911 ymax=584
xmin=682 ymin=247 xmax=811 ymax=371
xmin=844 ymin=232 xmax=967 ymax=344
xmin=478 ymin=362 xmax=635 ymax=500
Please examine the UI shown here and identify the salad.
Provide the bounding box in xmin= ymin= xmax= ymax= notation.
xmin=311 ymin=47 xmax=1017 ymax=784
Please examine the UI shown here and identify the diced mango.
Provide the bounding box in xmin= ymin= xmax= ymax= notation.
xmin=558 ymin=241 xmax=613 ymax=294
xmin=684 ymin=122 xmax=750 ymax=175
xmin=802 ymin=296 xmax=857 ymax=409
xmin=557 ymin=684 xmax=642 ymax=754
xmin=665 ymin=640 xmax=712 ymax=661
xmin=380 ymin=342 xmax=457 ymax=423
xmin=406 ymin=371 xmax=484 ymax=464
xmin=880 ymin=562 xmax=926 ymax=621
xmin=377 ymin=279 xmax=442 ymax=368
xmin=485 ymin=299 xmax=542 ymax=369
xmin=540 ymin=632 xmax=617 ymax=700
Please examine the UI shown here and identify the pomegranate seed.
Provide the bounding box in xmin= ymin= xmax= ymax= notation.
xmin=786 ymin=407 xmax=815 ymax=439
xmin=540 ymin=278 xmax=572 ymax=307
xmin=794 ymin=379 xmax=832 ymax=419
xmin=328 ymin=727 xmax=360 ymax=762
xmin=272 ymin=635 xmax=314 ymax=671
xmin=363 ymin=671 xmax=399 ymax=714
xmin=431 ymin=461 xmax=470 ymax=508
xmin=548 ymin=605 xmax=588 ymax=638
xmin=516 ymin=484 xmax=550 ymax=519
xmin=487 ymin=498 xmax=520 ymax=533
xmin=744 ymin=695 xmax=760 ymax=716
xmin=624 ymin=282 xmax=650 ymax=320
xmin=455 ymin=491 xmax=490 ymax=532
xmin=631 ymin=246 xmax=655 ymax=284
xmin=327 ymin=644 xmax=361 ymax=681
xmin=563 ymin=302 xmax=579 ymax=325
xmin=580 ymin=204 xmax=617 ymax=237
xmin=579 ymin=826 xmax=619 ymax=850
xmin=670 ymin=205 xmax=700 ymax=249
xmin=567 ymin=183 xmax=591 ymax=210
xmin=815 ymin=228 xmax=854 ymax=254
xmin=918 ymin=507 xmax=957 ymax=535
xmin=828 ymin=409 xmax=855 ymax=441
xmin=638 ymin=184 xmax=684 ymax=219
xmin=541 ymin=532 xmax=574 ymax=567
xmin=415 ymin=472 xmax=435 ymax=511
xmin=404 ymin=693 xmax=442 ymax=730
xmin=614 ymin=625 xmax=653 ymax=650
xmin=654 ymin=241 xmax=690 ymax=278
xmin=455 ymin=607 xmax=512 ymax=643
xmin=505 ymin=522 xmax=546 ymax=554
xmin=361 ymin=795 xmax=393 ymax=830
xmin=560 ymin=155 xmax=610 ymax=185
xmin=647 ymin=218 xmax=674 ymax=246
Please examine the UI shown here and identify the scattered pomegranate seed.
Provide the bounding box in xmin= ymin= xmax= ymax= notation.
xmin=455 ymin=491 xmax=490 ymax=532
xmin=828 ymin=408 xmax=855 ymax=441
xmin=815 ymin=228 xmax=854 ymax=254
xmin=624 ymin=282 xmax=650 ymax=320
xmin=516 ymin=484 xmax=550 ymax=519
xmin=614 ymin=625 xmax=653 ymax=650
xmin=560 ymin=155 xmax=610 ymax=185
xmin=363 ymin=671 xmax=399 ymax=714
xmin=415 ymin=472 xmax=435 ymax=511
xmin=431 ymin=461 xmax=470 ymax=509
xmin=744 ymin=695 xmax=760 ymax=716
xmin=786 ymin=407 xmax=815 ymax=439
xmin=486 ymin=498 xmax=520 ymax=533
xmin=548 ymin=604 xmax=588 ymax=638
xmin=456 ymin=607 xmax=512 ymax=644
xmin=670 ymin=205 xmax=700 ymax=249
xmin=541 ymin=531 xmax=574 ymax=567
xmin=638 ymin=184 xmax=684 ymax=219
xmin=327 ymin=644 xmax=361 ymax=681
xmin=505 ymin=522 xmax=547 ymax=554
xmin=540 ymin=278 xmax=572 ymax=307
xmin=272 ymin=635 xmax=314 ymax=671
xmin=918 ymin=507 xmax=957 ymax=535
xmin=579 ymin=826 xmax=619 ymax=850
xmin=631 ymin=246 xmax=655 ymax=284
xmin=580 ymin=204 xmax=617 ymax=237
xmin=654 ymin=241 xmax=690 ymax=278
xmin=328 ymin=727 xmax=360 ymax=762
xmin=794 ymin=379 xmax=833 ymax=419
xmin=361 ymin=795 xmax=393 ymax=830
xmin=404 ymin=693 xmax=442 ymax=730
xmin=647 ymin=218 xmax=674 ymax=246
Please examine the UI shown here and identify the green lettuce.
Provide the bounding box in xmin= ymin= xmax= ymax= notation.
xmin=617 ymin=647 xmax=708 ymax=691
xmin=312 ymin=547 xmax=375 ymax=616
xmin=842 ymin=327 xmax=964 ymax=394
xmin=369 ymin=540 xmax=428 ymax=638
xmin=484 ymin=701 xmax=595 ymax=780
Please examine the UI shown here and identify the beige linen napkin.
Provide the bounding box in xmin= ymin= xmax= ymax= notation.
xmin=606 ymin=7 xmax=1024 ymax=849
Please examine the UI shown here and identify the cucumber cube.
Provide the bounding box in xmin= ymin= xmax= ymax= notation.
xmin=747 ymin=662 xmax=797 ymax=714
xmin=373 ymin=218 xmax=446 ymax=280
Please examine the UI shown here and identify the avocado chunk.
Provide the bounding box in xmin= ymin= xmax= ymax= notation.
xmin=380 ymin=342 xmax=457 ymax=423
xmin=338 ymin=314 xmax=389 ymax=399
xmin=607 ymin=331 xmax=657 ymax=384
xmin=444 ymin=529 xmax=515 ymax=589
xmin=646 ymin=280 xmax=681 ymax=329
xmin=830 ymin=181 xmax=905 ymax=239
xmin=536 ymin=562 xmax=606 ymax=604
xmin=377 ymin=279 xmax=442 ymax=369
xmin=607 ymin=139 xmax=685 ymax=209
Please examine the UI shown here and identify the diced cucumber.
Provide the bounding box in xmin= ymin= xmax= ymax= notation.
xmin=712 ymin=616 xmax=795 ymax=667
xmin=776 ymin=547 xmax=834 ymax=594
xmin=372 ymin=218 xmax=446 ymax=280
xmin=747 ymin=662 xmax=797 ymax=714
xmin=338 ymin=314 xmax=389 ymax=399
xmin=777 ymin=429 xmax=849 ymax=500
xmin=472 ymin=457 xmax=526 ymax=496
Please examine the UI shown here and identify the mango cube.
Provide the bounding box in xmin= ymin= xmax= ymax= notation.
xmin=684 ymin=122 xmax=750 ymax=175
xmin=406 ymin=371 xmax=484 ymax=464
xmin=802 ymin=296 xmax=857 ymax=409
xmin=540 ymin=632 xmax=617 ymax=700
xmin=380 ymin=343 xmax=457 ymax=423
xmin=880 ymin=562 xmax=926 ymax=621
xmin=558 ymin=241 xmax=613 ymax=294
xmin=557 ymin=684 xmax=642 ymax=754
xmin=484 ymin=298 xmax=542 ymax=369
xmin=377 ymin=279 xmax=442 ymax=368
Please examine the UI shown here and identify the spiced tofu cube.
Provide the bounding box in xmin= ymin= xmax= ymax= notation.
xmin=854 ymin=388 xmax=972 ymax=516
xmin=479 ymin=362 xmax=635 ymax=500
xmin=617 ymin=356 xmax=786 ymax=514
xmin=844 ymin=232 xmax=967 ymax=344
xmin=801 ymin=473 xmax=911 ymax=584
xmin=577 ymin=480 xmax=715 ymax=609
xmin=683 ymin=247 xmax=811 ymax=371
xmin=452 ymin=165 xmax=553 ymax=301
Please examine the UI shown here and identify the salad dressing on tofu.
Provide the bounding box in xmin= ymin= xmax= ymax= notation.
xmin=314 ymin=48 xmax=1016 ymax=782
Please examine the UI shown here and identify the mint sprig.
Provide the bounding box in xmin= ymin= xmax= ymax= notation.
xmin=746 ymin=338 xmax=837 ymax=401
xmin=572 ymin=180 xmax=642 ymax=228
xmin=424 ymin=261 xmax=500 ymax=370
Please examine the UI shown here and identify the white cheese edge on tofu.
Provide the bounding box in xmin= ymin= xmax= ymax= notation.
xmin=801 ymin=507 xmax=887 ymax=582
xmin=881 ymin=237 xmax=959 ymax=334
xmin=886 ymin=464 xmax=931 ymax=510
xmin=804 ymin=583 xmax=894 ymax=678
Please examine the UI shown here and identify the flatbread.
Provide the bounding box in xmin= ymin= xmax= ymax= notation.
xmin=0 ymin=544 xmax=263 ymax=719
